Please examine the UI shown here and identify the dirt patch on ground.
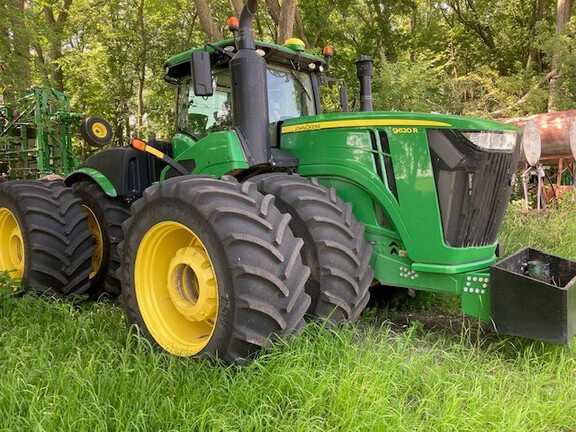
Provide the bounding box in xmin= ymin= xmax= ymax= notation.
xmin=360 ymin=303 xmax=503 ymax=349
xmin=384 ymin=308 xmax=468 ymax=333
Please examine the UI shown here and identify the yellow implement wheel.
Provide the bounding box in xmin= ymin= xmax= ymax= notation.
xmin=135 ymin=221 xmax=218 ymax=356
xmin=0 ymin=208 xmax=25 ymax=278
xmin=82 ymin=205 xmax=104 ymax=279
xmin=91 ymin=122 xmax=108 ymax=139
xmin=79 ymin=116 xmax=113 ymax=147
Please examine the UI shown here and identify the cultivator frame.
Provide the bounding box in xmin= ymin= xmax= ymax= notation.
xmin=0 ymin=88 xmax=82 ymax=179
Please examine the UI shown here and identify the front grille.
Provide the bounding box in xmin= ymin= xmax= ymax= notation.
xmin=428 ymin=129 xmax=520 ymax=248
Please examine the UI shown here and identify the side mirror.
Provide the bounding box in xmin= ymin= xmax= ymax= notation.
xmin=190 ymin=51 xmax=214 ymax=96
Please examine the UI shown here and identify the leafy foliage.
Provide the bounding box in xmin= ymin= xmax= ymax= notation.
xmin=0 ymin=0 xmax=575 ymax=146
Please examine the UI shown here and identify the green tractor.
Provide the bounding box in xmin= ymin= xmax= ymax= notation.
xmin=1 ymin=0 xmax=575 ymax=364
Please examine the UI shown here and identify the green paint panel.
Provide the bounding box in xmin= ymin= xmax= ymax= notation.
xmin=164 ymin=131 xmax=249 ymax=179
xmin=460 ymin=272 xmax=491 ymax=321
xmin=283 ymin=123 xmax=499 ymax=268
xmin=66 ymin=167 xmax=118 ymax=197
xmin=281 ymin=111 xmax=520 ymax=133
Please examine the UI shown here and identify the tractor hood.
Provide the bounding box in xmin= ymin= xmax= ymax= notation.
xmin=280 ymin=111 xmax=521 ymax=135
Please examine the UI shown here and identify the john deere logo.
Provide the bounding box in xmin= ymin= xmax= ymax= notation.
xmin=293 ymin=123 xmax=322 ymax=132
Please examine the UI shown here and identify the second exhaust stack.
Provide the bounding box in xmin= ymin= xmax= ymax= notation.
xmin=355 ymin=56 xmax=374 ymax=112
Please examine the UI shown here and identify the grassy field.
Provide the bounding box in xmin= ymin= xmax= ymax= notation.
xmin=1 ymin=198 xmax=576 ymax=432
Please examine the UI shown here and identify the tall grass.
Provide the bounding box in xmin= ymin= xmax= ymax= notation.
xmin=1 ymin=200 xmax=576 ymax=431
xmin=500 ymin=196 xmax=576 ymax=259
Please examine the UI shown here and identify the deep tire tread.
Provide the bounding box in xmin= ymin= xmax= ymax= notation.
xmin=253 ymin=173 xmax=374 ymax=325
xmin=120 ymin=176 xmax=310 ymax=364
xmin=0 ymin=180 xmax=93 ymax=296
xmin=71 ymin=179 xmax=131 ymax=298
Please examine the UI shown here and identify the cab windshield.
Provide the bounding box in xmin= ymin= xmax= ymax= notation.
xmin=177 ymin=65 xmax=315 ymax=139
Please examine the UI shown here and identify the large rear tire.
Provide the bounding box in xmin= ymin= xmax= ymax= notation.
xmin=252 ymin=173 xmax=373 ymax=326
xmin=72 ymin=179 xmax=131 ymax=298
xmin=119 ymin=176 xmax=311 ymax=364
xmin=0 ymin=180 xmax=93 ymax=296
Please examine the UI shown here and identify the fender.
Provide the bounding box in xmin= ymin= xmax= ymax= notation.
xmin=66 ymin=147 xmax=164 ymax=198
xmin=65 ymin=167 xmax=117 ymax=197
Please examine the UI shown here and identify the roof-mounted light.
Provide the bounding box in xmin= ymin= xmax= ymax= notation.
xmin=322 ymin=45 xmax=334 ymax=57
xmin=322 ymin=45 xmax=334 ymax=69
xmin=227 ymin=16 xmax=239 ymax=33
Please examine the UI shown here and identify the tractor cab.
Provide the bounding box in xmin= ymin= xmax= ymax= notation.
xmin=163 ymin=39 xmax=324 ymax=140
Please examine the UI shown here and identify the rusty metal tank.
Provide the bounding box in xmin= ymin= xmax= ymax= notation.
xmin=503 ymin=111 xmax=576 ymax=163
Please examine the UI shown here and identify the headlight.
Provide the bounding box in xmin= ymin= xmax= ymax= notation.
xmin=461 ymin=130 xmax=518 ymax=151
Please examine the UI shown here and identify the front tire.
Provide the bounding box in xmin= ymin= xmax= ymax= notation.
xmin=0 ymin=180 xmax=93 ymax=296
xmin=252 ymin=173 xmax=373 ymax=326
xmin=119 ymin=176 xmax=311 ymax=364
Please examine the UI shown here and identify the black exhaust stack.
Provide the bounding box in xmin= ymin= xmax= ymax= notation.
xmin=230 ymin=0 xmax=270 ymax=166
xmin=355 ymin=56 xmax=374 ymax=112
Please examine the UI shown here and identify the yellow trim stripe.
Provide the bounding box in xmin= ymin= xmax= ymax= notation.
xmin=145 ymin=146 xmax=165 ymax=160
xmin=281 ymin=119 xmax=452 ymax=134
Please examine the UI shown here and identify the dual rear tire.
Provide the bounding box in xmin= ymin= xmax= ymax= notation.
xmin=0 ymin=180 xmax=93 ymax=296
xmin=119 ymin=174 xmax=373 ymax=363
xmin=72 ymin=180 xmax=130 ymax=298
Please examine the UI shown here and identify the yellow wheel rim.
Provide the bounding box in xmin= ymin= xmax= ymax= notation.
xmin=91 ymin=122 xmax=107 ymax=139
xmin=0 ymin=208 xmax=25 ymax=278
xmin=82 ymin=205 xmax=103 ymax=279
xmin=135 ymin=221 xmax=218 ymax=356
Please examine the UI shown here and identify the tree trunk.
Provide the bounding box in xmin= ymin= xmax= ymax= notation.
xmin=408 ymin=2 xmax=417 ymax=62
xmin=448 ymin=0 xmax=496 ymax=50
xmin=193 ymin=0 xmax=223 ymax=41
xmin=548 ymin=0 xmax=574 ymax=111
xmin=278 ymin=0 xmax=296 ymax=44
xmin=294 ymin=8 xmax=310 ymax=47
xmin=229 ymin=0 xmax=244 ymax=16
xmin=370 ymin=0 xmax=397 ymax=63
xmin=10 ymin=0 xmax=31 ymax=91
xmin=265 ymin=0 xmax=281 ymax=24
xmin=43 ymin=0 xmax=73 ymax=92
xmin=555 ymin=0 xmax=574 ymax=33
xmin=311 ymin=0 xmax=339 ymax=48
xmin=526 ymin=0 xmax=545 ymax=71
xmin=265 ymin=0 xmax=280 ymax=41
xmin=136 ymin=0 xmax=146 ymax=136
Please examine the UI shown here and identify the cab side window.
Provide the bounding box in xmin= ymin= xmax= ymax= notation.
xmin=178 ymin=72 xmax=232 ymax=138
